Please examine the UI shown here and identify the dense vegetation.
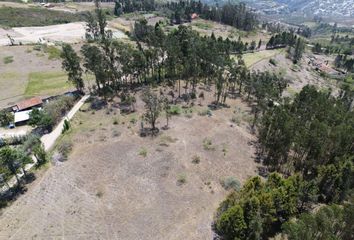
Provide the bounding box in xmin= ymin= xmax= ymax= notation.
xmin=0 ymin=7 xmax=86 ymax=27
xmin=113 ymin=0 xmax=258 ymax=31
xmin=165 ymin=1 xmax=258 ymax=31
xmin=266 ymin=31 xmax=305 ymax=63
xmin=215 ymin=85 xmax=354 ymax=239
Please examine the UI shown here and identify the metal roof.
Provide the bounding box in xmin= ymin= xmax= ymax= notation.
xmin=13 ymin=97 xmax=42 ymax=111
xmin=14 ymin=110 xmax=32 ymax=123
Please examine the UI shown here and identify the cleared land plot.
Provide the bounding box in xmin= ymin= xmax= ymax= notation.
xmin=0 ymin=22 xmax=127 ymax=46
xmin=0 ymin=45 xmax=73 ymax=107
xmin=0 ymin=88 xmax=259 ymax=239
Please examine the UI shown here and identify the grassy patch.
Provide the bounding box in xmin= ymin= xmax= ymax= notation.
xmin=0 ymin=7 xmax=85 ymax=27
xmin=177 ymin=173 xmax=187 ymax=186
xmin=138 ymin=147 xmax=147 ymax=157
xmin=25 ymin=71 xmax=71 ymax=97
xmin=44 ymin=46 xmax=62 ymax=60
xmin=192 ymin=21 xmax=213 ymax=30
xmin=203 ymin=138 xmax=215 ymax=151
xmin=3 ymin=56 xmax=13 ymax=64
xmin=240 ymin=49 xmax=283 ymax=67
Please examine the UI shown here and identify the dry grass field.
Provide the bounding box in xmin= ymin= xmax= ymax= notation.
xmin=0 ymin=86 xmax=259 ymax=239
xmin=251 ymin=51 xmax=340 ymax=96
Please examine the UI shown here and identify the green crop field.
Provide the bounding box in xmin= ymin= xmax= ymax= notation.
xmin=25 ymin=71 xmax=71 ymax=97
xmin=0 ymin=6 xmax=85 ymax=27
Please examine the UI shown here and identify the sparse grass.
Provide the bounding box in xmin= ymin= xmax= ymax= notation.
xmin=177 ymin=173 xmax=187 ymax=186
xmin=25 ymin=71 xmax=71 ymax=97
xmin=159 ymin=135 xmax=177 ymax=146
xmin=138 ymin=147 xmax=147 ymax=157
xmin=231 ymin=115 xmax=241 ymax=125
xmin=203 ymin=138 xmax=215 ymax=151
xmin=183 ymin=108 xmax=193 ymax=118
xmin=113 ymin=118 xmax=119 ymax=125
xmin=0 ymin=7 xmax=85 ymax=27
xmin=3 ymin=56 xmax=14 ymax=64
xmin=44 ymin=46 xmax=62 ymax=60
xmin=220 ymin=176 xmax=241 ymax=191
xmin=222 ymin=144 xmax=228 ymax=156
xmin=129 ymin=115 xmax=137 ymax=124
xmin=198 ymin=108 xmax=211 ymax=116
xmin=192 ymin=21 xmax=213 ymax=30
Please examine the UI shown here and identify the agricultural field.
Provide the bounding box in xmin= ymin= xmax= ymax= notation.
xmin=0 ymin=87 xmax=259 ymax=239
xmin=0 ymin=45 xmax=73 ymax=108
xmin=0 ymin=6 xmax=86 ymax=28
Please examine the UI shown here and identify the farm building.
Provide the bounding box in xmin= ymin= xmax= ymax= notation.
xmin=12 ymin=97 xmax=43 ymax=112
xmin=14 ymin=109 xmax=32 ymax=126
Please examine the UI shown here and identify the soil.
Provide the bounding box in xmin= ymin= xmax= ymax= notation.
xmin=0 ymin=86 xmax=259 ymax=239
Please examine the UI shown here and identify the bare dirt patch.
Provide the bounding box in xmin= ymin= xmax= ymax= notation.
xmin=0 ymin=88 xmax=259 ymax=239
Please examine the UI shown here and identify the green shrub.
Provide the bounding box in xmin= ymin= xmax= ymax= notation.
xmin=139 ymin=147 xmax=147 ymax=157
xmin=203 ymin=138 xmax=215 ymax=151
xmin=44 ymin=45 xmax=62 ymax=60
xmin=192 ymin=155 xmax=201 ymax=164
xmin=221 ymin=177 xmax=241 ymax=191
xmin=33 ymin=45 xmax=42 ymax=51
xmin=33 ymin=143 xmax=47 ymax=165
xmin=62 ymin=119 xmax=70 ymax=134
xmin=177 ymin=173 xmax=187 ymax=185
xmin=168 ymin=105 xmax=181 ymax=115
xmin=3 ymin=56 xmax=13 ymax=64
xmin=0 ymin=110 xmax=14 ymax=127
xmin=57 ymin=139 xmax=73 ymax=160
xmin=269 ymin=58 xmax=277 ymax=66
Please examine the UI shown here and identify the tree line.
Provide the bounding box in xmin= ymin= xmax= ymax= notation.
xmin=165 ymin=1 xmax=258 ymax=31
xmin=214 ymin=84 xmax=354 ymax=240
xmin=61 ymin=5 xmax=270 ymax=107
xmin=266 ymin=31 xmax=305 ymax=63
xmin=113 ymin=0 xmax=258 ymax=31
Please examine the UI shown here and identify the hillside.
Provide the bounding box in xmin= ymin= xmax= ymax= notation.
xmin=205 ymin=0 xmax=354 ymax=18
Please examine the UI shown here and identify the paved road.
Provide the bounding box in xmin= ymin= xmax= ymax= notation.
xmin=0 ymin=95 xmax=90 ymax=192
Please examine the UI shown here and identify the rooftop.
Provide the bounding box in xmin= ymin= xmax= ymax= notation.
xmin=13 ymin=97 xmax=43 ymax=111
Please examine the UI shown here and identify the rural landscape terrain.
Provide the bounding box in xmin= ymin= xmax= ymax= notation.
xmin=0 ymin=0 xmax=353 ymax=240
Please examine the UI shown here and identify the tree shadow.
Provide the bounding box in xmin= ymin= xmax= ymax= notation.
xmin=0 ymin=184 xmax=28 ymax=210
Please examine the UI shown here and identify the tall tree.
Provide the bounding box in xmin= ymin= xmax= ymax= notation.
xmin=61 ymin=44 xmax=84 ymax=91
